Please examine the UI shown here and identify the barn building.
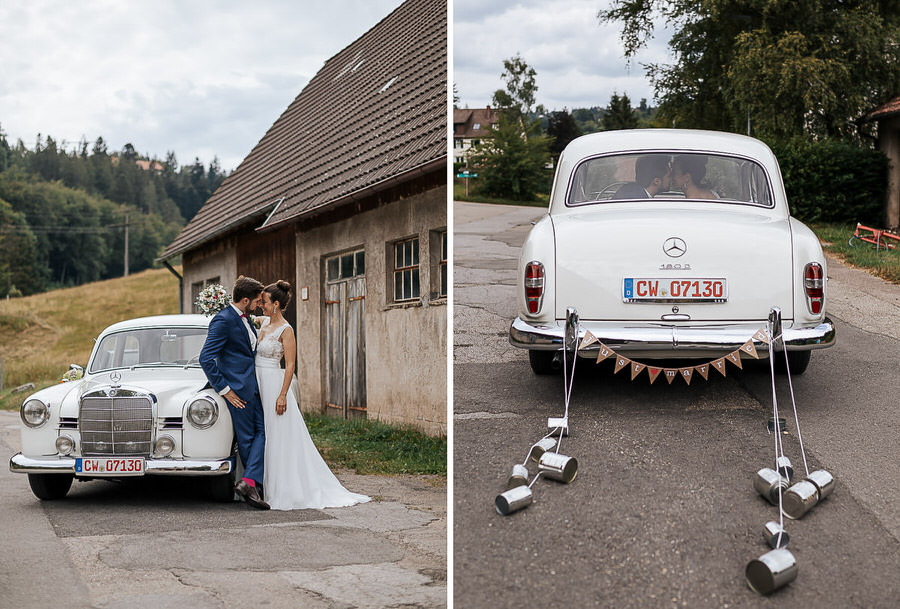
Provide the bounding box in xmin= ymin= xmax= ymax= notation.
xmin=160 ymin=0 xmax=447 ymax=435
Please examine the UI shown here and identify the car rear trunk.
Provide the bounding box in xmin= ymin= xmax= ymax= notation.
xmin=552 ymin=207 xmax=794 ymax=322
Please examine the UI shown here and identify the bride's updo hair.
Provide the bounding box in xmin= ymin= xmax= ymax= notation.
xmin=264 ymin=280 xmax=292 ymax=310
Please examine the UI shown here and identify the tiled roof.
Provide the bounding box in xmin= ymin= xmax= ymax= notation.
xmin=861 ymin=95 xmax=900 ymax=122
xmin=453 ymin=107 xmax=497 ymax=138
xmin=162 ymin=0 xmax=446 ymax=259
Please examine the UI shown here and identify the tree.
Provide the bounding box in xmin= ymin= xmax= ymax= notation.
xmin=547 ymin=109 xmax=582 ymax=161
xmin=0 ymin=198 xmax=45 ymax=296
xmin=599 ymin=0 xmax=900 ymax=139
xmin=471 ymin=111 xmax=551 ymax=201
xmin=603 ymin=93 xmax=639 ymax=131
xmin=492 ymin=53 xmax=538 ymax=117
xmin=474 ymin=55 xmax=551 ymax=201
xmin=0 ymin=123 xmax=10 ymax=172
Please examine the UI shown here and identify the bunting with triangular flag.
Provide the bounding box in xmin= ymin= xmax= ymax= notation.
xmin=580 ymin=327 xmax=767 ymax=384
xmin=631 ymin=362 xmax=646 ymax=380
xmin=740 ymin=339 xmax=760 ymax=359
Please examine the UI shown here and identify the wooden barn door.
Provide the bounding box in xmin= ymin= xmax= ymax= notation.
xmin=235 ymin=225 xmax=296 ymax=330
xmin=324 ymin=249 xmax=366 ymax=419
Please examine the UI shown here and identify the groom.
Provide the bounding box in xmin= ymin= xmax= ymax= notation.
xmin=199 ymin=275 xmax=270 ymax=510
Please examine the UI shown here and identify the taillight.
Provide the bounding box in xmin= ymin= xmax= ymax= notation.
xmin=524 ymin=261 xmax=544 ymax=314
xmin=804 ymin=262 xmax=824 ymax=315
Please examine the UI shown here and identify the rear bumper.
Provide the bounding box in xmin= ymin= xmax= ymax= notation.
xmin=509 ymin=316 xmax=835 ymax=359
xmin=9 ymin=453 xmax=232 ymax=475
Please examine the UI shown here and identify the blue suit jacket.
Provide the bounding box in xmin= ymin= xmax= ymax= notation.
xmin=199 ymin=306 xmax=259 ymax=402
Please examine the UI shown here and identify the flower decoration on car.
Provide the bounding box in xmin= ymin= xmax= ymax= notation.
xmin=61 ymin=367 xmax=83 ymax=382
xmin=195 ymin=283 xmax=229 ymax=316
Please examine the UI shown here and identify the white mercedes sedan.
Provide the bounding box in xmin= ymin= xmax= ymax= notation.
xmin=509 ymin=129 xmax=835 ymax=375
xmin=10 ymin=315 xmax=237 ymax=501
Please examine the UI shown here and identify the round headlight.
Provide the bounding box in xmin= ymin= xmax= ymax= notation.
xmin=155 ymin=434 xmax=176 ymax=456
xmin=56 ymin=435 xmax=75 ymax=455
xmin=187 ymin=397 xmax=218 ymax=429
xmin=21 ymin=400 xmax=50 ymax=428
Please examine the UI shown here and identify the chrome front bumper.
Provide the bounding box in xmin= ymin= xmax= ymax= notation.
xmin=509 ymin=316 xmax=835 ymax=358
xmin=9 ymin=453 xmax=233 ymax=475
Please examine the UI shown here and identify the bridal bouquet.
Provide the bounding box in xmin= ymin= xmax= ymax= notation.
xmin=195 ymin=283 xmax=229 ymax=316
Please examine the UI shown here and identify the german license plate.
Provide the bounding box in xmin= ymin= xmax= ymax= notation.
xmin=75 ymin=457 xmax=145 ymax=476
xmin=623 ymin=278 xmax=727 ymax=303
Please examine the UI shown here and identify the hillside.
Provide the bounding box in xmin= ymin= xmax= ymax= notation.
xmin=0 ymin=267 xmax=180 ymax=408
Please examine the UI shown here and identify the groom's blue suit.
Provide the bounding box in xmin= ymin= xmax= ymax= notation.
xmin=199 ymin=305 xmax=265 ymax=484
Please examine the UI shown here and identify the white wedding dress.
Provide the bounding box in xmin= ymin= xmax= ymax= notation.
xmin=255 ymin=317 xmax=371 ymax=510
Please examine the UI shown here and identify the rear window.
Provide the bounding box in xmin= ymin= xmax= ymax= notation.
xmin=566 ymin=152 xmax=773 ymax=208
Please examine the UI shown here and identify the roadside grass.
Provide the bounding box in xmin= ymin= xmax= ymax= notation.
xmin=453 ymin=180 xmax=548 ymax=207
xmin=811 ymin=223 xmax=900 ymax=284
xmin=0 ymin=267 xmax=180 ymax=408
xmin=304 ymin=412 xmax=446 ymax=476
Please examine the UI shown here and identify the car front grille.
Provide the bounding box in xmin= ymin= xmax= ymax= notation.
xmin=79 ymin=395 xmax=153 ymax=456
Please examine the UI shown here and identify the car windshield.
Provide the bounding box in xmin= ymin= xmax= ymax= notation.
xmin=89 ymin=327 xmax=208 ymax=373
xmin=566 ymin=152 xmax=773 ymax=207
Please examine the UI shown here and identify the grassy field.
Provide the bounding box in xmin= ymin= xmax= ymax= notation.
xmin=0 ymin=267 xmax=181 ymax=409
xmin=0 ymin=269 xmax=446 ymax=475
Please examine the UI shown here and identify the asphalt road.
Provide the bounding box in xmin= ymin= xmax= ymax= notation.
xmin=0 ymin=411 xmax=446 ymax=609
xmin=453 ymin=201 xmax=900 ymax=608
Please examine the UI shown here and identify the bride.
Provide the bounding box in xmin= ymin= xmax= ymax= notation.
xmin=255 ymin=280 xmax=371 ymax=510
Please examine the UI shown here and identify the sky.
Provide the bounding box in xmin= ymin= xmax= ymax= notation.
xmin=454 ymin=0 xmax=673 ymax=113
xmin=0 ymin=0 xmax=406 ymax=172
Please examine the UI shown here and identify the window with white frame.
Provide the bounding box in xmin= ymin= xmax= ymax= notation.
xmin=393 ymin=237 xmax=420 ymax=302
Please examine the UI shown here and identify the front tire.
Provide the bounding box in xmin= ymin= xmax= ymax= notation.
xmin=529 ymin=350 xmax=562 ymax=375
xmin=27 ymin=474 xmax=73 ymax=500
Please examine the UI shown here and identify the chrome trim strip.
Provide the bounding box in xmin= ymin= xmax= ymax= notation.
xmin=9 ymin=453 xmax=232 ymax=476
xmin=509 ymin=316 xmax=835 ymax=357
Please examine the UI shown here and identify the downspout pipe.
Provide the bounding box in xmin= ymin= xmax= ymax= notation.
xmin=162 ymin=261 xmax=184 ymax=313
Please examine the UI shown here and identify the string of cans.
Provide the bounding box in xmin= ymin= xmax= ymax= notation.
xmin=495 ymin=308 xmax=582 ymax=516
xmin=746 ymin=307 xmax=835 ymax=595
xmin=493 ymin=306 xmax=836 ymax=596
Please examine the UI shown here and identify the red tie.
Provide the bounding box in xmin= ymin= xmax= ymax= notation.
xmin=240 ymin=313 xmax=247 ymax=318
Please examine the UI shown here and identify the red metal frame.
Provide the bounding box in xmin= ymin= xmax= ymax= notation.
xmin=851 ymin=223 xmax=898 ymax=250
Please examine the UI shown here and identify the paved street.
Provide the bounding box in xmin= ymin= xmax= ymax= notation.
xmin=1 ymin=412 xmax=446 ymax=609
xmin=453 ymin=201 xmax=900 ymax=608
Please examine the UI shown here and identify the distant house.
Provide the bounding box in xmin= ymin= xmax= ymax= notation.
xmin=453 ymin=107 xmax=498 ymax=164
xmin=135 ymin=159 xmax=164 ymax=172
xmin=160 ymin=0 xmax=447 ymax=435
xmin=859 ymin=97 xmax=900 ymax=229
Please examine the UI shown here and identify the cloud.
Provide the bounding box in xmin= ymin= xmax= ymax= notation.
xmin=0 ymin=0 xmax=405 ymax=171
xmin=454 ymin=0 xmax=673 ymax=111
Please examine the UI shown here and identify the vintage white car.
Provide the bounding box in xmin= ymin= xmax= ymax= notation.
xmin=509 ymin=129 xmax=835 ymax=374
xmin=9 ymin=315 xmax=237 ymax=501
